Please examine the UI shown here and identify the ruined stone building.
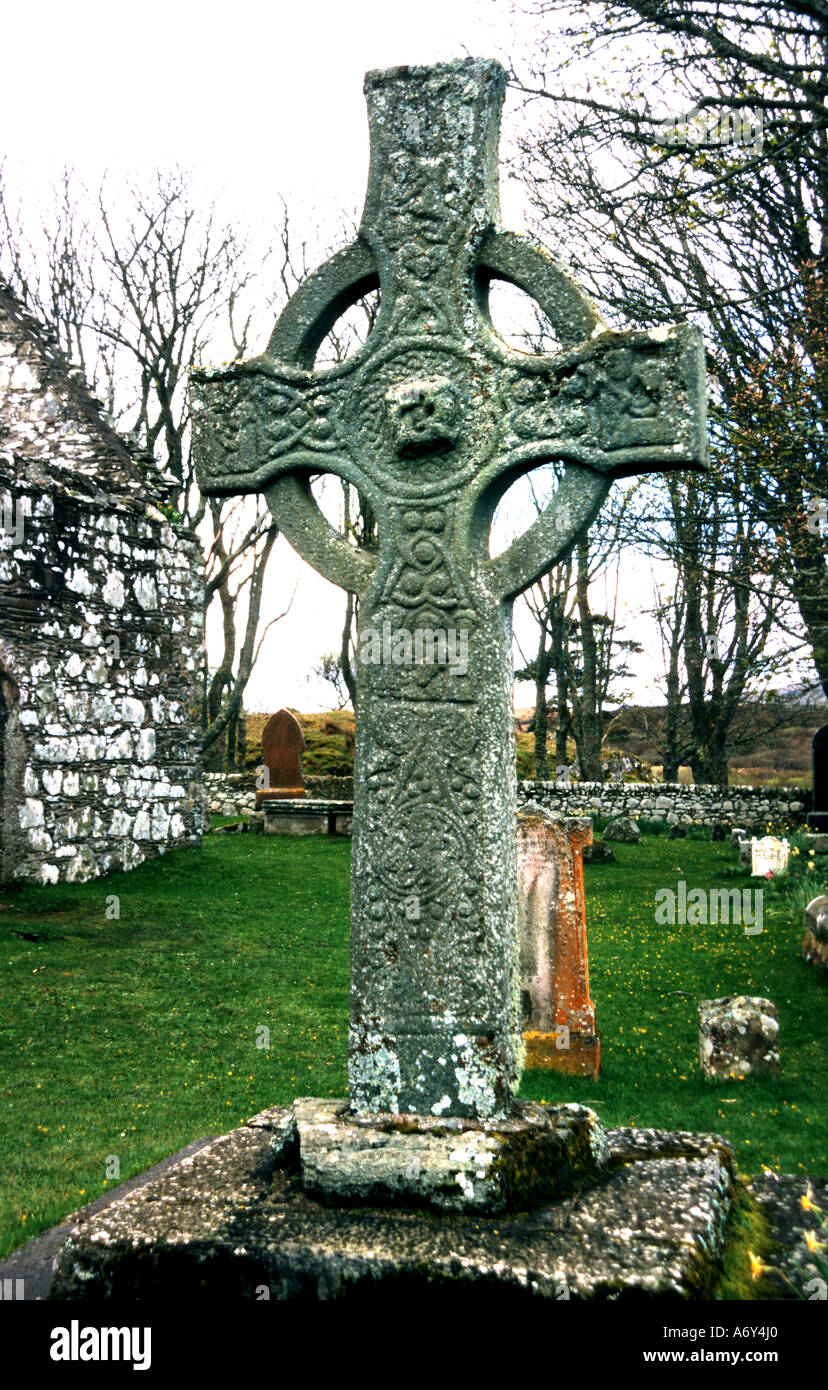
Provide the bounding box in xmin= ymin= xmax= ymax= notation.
xmin=0 ymin=284 xmax=203 ymax=883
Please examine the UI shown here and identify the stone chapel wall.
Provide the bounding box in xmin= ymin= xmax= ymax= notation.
xmin=0 ymin=285 xmax=203 ymax=883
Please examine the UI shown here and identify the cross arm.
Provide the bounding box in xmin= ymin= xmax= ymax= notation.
xmin=190 ymin=356 xmax=373 ymax=498
xmin=468 ymin=321 xmax=707 ymax=602
xmin=191 ymin=355 xmax=380 ymax=597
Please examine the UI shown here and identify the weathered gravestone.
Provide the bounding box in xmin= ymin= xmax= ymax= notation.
xmin=807 ymin=724 xmax=828 ymax=831
xmin=517 ymin=804 xmax=600 ymax=1076
xmin=257 ymin=708 xmax=306 ymax=803
xmin=50 ymin=60 xmax=740 ymax=1302
xmin=191 ymin=58 xmax=706 ymax=1121
xmin=698 ymin=996 xmax=780 ymax=1081
xmin=750 ymin=834 xmax=789 ymax=878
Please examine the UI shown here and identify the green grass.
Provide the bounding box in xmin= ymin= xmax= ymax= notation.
xmin=0 ymin=835 xmax=349 ymax=1259
xmin=0 ymin=829 xmax=825 ymax=1259
xmin=522 ymin=835 xmax=827 ymax=1183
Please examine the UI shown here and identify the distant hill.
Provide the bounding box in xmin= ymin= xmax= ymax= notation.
xmin=243 ymin=702 xmax=826 ymax=787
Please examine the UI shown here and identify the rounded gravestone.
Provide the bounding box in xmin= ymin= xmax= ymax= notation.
xmin=260 ymin=709 xmax=305 ymax=797
xmin=803 ymin=895 xmax=828 ymax=973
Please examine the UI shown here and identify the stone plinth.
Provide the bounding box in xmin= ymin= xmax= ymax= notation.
xmin=699 ymin=996 xmax=780 ymax=1080
xmin=803 ymin=895 xmax=828 ymax=973
xmin=294 ymin=1097 xmax=608 ymax=1213
xmin=49 ymin=1107 xmax=735 ymax=1301
xmin=517 ymin=805 xmax=600 ymax=1077
xmin=261 ymin=799 xmax=353 ymax=836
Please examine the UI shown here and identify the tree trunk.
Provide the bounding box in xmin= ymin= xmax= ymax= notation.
xmin=341 ymin=590 xmax=358 ymax=710
xmin=572 ymin=539 xmax=604 ymax=781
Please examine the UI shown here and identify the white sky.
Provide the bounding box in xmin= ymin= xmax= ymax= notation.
xmin=1 ymin=0 xmax=801 ymax=714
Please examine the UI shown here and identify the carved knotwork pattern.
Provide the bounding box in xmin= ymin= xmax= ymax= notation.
xmin=194 ymin=373 xmax=340 ymax=482
xmin=504 ymin=346 xmax=675 ymax=454
xmin=363 ymin=724 xmax=482 ymax=950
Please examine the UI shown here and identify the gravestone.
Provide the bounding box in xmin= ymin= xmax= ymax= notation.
xmin=698 ymin=996 xmax=780 ymax=1080
xmin=803 ymin=894 xmax=828 ymax=973
xmin=807 ymin=724 xmax=828 ymax=831
xmin=257 ymin=708 xmax=305 ymax=804
xmin=517 ymin=804 xmax=600 ymax=1076
xmin=750 ymin=834 xmax=789 ymax=877
xmin=191 ymin=58 xmax=706 ymax=1120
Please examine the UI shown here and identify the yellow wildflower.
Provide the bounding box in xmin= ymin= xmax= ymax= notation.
xmin=748 ymin=1251 xmax=768 ymax=1280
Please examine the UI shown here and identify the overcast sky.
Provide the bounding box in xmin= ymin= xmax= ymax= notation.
xmin=1 ymin=0 xmax=763 ymax=717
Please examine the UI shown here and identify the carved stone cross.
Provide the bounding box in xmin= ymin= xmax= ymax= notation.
xmin=192 ymin=59 xmax=706 ymax=1119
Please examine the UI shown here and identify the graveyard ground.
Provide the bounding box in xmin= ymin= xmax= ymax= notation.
xmin=0 ymin=827 xmax=825 ymax=1262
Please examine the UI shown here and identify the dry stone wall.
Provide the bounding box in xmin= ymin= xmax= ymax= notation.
xmin=517 ymin=780 xmax=806 ymax=828
xmin=202 ymin=770 xmax=805 ymax=828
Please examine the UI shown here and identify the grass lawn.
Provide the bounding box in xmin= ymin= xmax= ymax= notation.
xmin=0 ymin=827 xmax=825 ymax=1259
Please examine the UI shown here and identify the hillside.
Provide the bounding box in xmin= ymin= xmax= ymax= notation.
xmin=243 ymin=702 xmax=826 ymax=787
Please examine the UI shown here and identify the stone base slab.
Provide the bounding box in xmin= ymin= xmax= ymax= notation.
xmin=255 ymin=787 xmax=305 ymax=805
xmin=264 ymin=813 xmax=327 ymax=836
xmin=294 ymin=1097 xmax=609 ymax=1212
xmin=50 ymin=1106 xmax=736 ymax=1301
xmin=261 ymin=799 xmax=354 ymax=836
xmin=523 ymin=1030 xmax=601 ymax=1077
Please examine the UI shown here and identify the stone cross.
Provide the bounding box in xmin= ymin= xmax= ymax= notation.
xmin=191 ymin=59 xmax=706 ymax=1119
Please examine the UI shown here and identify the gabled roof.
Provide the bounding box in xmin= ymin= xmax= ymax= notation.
xmin=0 ymin=283 xmax=171 ymax=504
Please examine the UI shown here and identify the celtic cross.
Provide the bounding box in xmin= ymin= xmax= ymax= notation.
xmin=191 ymin=60 xmax=706 ymax=1118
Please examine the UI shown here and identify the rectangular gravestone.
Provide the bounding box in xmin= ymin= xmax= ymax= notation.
xmin=517 ymin=804 xmax=600 ymax=1076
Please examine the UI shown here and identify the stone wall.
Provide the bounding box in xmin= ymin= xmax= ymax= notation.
xmin=203 ymin=772 xmax=352 ymax=817
xmin=202 ymin=771 xmax=806 ymax=827
xmin=0 ymin=285 xmax=203 ymax=883
xmin=517 ymin=780 xmax=807 ymax=828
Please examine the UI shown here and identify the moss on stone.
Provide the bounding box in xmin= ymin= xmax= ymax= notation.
xmin=711 ymin=1185 xmax=777 ymax=1300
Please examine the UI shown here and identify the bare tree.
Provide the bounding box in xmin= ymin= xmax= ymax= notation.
xmin=0 ymin=166 xmax=294 ymax=769
xmin=516 ymin=478 xmax=644 ymax=779
xmin=508 ymin=0 xmax=828 ymax=699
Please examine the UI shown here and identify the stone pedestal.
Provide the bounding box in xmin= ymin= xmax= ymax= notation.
xmin=49 ymin=1105 xmax=735 ymax=1301
xmin=294 ymin=1097 xmax=608 ymax=1212
xmin=261 ymin=799 xmax=354 ymax=836
xmin=263 ymin=804 xmax=327 ymax=835
xmin=517 ymin=805 xmax=600 ymax=1077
